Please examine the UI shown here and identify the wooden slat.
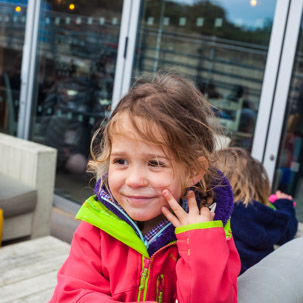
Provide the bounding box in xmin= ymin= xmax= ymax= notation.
xmin=5 ymin=287 xmax=54 ymax=303
xmin=0 ymin=244 xmax=70 ymax=272
xmin=0 ymin=236 xmax=70 ymax=303
xmin=0 ymin=271 xmax=57 ymax=302
xmin=0 ymin=254 xmax=68 ymax=285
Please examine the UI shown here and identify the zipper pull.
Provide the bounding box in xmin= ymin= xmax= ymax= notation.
xmin=139 ymin=268 xmax=148 ymax=290
xmin=157 ymin=275 xmax=164 ymax=303
xmin=158 ymin=292 xmax=163 ymax=303
xmin=139 ymin=258 xmax=150 ymax=290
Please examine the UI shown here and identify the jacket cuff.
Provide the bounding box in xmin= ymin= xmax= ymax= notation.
xmin=175 ymin=220 xmax=223 ymax=234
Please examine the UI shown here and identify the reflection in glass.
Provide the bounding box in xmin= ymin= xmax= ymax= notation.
xmin=31 ymin=0 xmax=123 ymax=203
xmin=273 ymin=20 xmax=303 ymax=222
xmin=133 ymin=0 xmax=276 ymax=151
xmin=0 ymin=0 xmax=27 ymax=136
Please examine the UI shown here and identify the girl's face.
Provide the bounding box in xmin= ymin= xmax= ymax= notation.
xmin=108 ymin=114 xmax=190 ymax=227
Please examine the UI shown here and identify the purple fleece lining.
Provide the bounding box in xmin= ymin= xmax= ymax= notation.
xmin=212 ymin=170 xmax=234 ymax=225
xmin=148 ymin=224 xmax=176 ymax=256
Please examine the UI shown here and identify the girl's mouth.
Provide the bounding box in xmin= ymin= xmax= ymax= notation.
xmin=124 ymin=194 xmax=158 ymax=205
xmin=126 ymin=195 xmax=155 ymax=199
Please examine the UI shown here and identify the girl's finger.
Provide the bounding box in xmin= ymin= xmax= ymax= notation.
xmin=187 ymin=190 xmax=199 ymax=215
xmin=200 ymin=206 xmax=213 ymax=220
xmin=161 ymin=207 xmax=180 ymax=227
xmin=162 ymin=190 xmax=185 ymax=219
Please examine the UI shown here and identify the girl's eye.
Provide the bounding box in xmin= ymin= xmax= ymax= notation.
xmin=113 ymin=158 xmax=128 ymax=165
xmin=148 ymin=160 xmax=165 ymax=167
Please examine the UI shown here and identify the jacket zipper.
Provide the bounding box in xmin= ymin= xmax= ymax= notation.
xmin=137 ymin=242 xmax=176 ymax=302
xmin=156 ymin=274 xmax=164 ymax=303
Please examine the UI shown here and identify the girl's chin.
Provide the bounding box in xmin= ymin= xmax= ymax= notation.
xmin=129 ymin=214 xmax=156 ymax=222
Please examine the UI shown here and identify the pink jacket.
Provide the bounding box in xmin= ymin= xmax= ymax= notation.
xmin=50 ymin=196 xmax=240 ymax=303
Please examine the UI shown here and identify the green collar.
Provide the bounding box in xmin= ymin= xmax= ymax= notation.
xmin=76 ymin=195 xmax=149 ymax=258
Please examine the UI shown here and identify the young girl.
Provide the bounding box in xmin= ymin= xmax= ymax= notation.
xmin=215 ymin=147 xmax=298 ymax=274
xmin=49 ymin=73 xmax=240 ymax=302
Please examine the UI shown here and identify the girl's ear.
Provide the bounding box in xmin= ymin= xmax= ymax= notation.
xmin=187 ymin=156 xmax=209 ymax=187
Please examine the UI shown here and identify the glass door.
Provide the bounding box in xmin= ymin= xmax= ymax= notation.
xmin=0 ymin=0 xmax=28 ymax=136
xmin=264 ymin=0 xmax=303 ymax=222
xmin=131 ymin=0 xmax=281 ymax=151
xmin=30 ymin=0 xmax=124 ymax=203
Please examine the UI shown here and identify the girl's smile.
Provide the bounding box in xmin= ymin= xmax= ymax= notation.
xmin=123 ymin=193 xmax=159 ymax=201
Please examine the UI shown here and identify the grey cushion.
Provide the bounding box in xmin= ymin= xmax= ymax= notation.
xmin=0 ymin=172 xmax=37 ymax=218
xmin=238 ymin=236 xmax=303 ymax=303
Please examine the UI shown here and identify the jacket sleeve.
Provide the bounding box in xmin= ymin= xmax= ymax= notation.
xmin=175 ymin=221 xmax=240 ymax=303
xmin=49 ymin=221 xmax=155 ymax=303
xmin=274 ymin=199 xmax=298 ymax=245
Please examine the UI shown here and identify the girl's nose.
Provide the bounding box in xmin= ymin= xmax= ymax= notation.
xmin=125 ymin=168 xmax=148 ymax=188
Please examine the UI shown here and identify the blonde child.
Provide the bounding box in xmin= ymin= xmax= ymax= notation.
xmin=50 ymin=73 xmax=240 ymax=302
xmin=215 ymin=147 xmax=298 ymax=274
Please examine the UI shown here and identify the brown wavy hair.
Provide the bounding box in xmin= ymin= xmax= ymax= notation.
xmin=88 ymin=72 xmax=223 ymax=204
xmin=214 ymin=147 xmax=271 ymax=206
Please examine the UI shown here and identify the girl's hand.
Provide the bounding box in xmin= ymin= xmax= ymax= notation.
xmin=275 ymin=190 xmax=293 ymax=201
xmin=161 ymin=189 xmax=215 ymax=228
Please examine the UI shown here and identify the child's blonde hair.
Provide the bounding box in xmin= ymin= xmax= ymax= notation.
xmin=214 ymin=147 xmax=271 ymax=206
xmin=88 ymin=72 xmax=222 ymax=203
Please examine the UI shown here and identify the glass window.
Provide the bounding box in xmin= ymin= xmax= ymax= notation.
xmin=30 ymin=0 xmax=123 ymax=203
xmin=273 ymin=19 xmax=303 ymax=222
xmin=0 ymin=0 xmax=27 ymax=136
xmin=132 ymin=0 xmax=277 ymax=151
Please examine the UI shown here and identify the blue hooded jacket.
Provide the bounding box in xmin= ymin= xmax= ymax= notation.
xmin=231 ymin=198 xmax=298 ymax=274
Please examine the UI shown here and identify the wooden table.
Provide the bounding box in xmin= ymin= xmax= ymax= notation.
xmin=0 ymin=236 xmax=70 ymax=303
